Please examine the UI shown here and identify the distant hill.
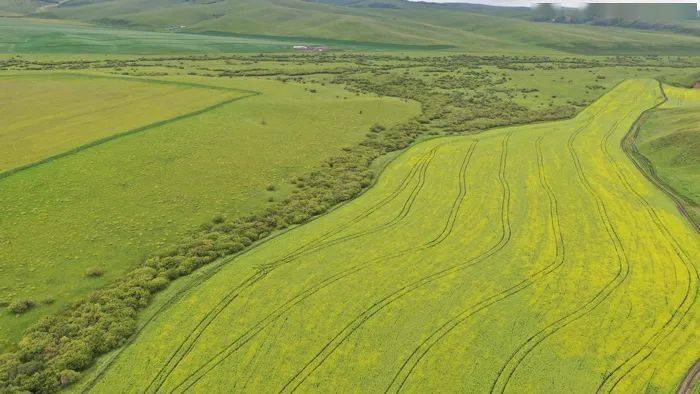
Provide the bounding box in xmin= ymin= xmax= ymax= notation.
xmin=1 ymin=0 xmax=700 ymax=55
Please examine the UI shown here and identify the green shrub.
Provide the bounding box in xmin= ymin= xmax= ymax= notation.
xmin=59 ymin=370 xmax=81 ymax=387
xmin=370 ymin=123 xmax=386 ymax=133
xmin=8 ymin=299 xmax=34 ymax=315
xmin=144 ymin=277 xmax=170 ymax=292
xmin=85 ymin=267 xmax=105 ymax=278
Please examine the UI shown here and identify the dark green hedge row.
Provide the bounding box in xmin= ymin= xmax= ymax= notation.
xmin=0 ymin=106 xmax=426 ymax=392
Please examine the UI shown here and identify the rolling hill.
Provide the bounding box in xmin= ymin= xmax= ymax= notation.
xmin=2 ymin=0 xmax=700 ymax=54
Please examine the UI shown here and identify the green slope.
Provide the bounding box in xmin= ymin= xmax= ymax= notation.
xmin=636 ymin=85 xmax=700 ymax=225
xmin=17 ymin=0 xmax=700 ymax=55
xmin=0 ymin=17 xmax=448 ymax=54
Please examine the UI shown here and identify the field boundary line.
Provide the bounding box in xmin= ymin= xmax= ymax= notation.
xmin=620 ymin=81 xmax=699 ymax=232
xmin=595 ymin=82 xmax=698 ymax=393
xmin=0 ymin=71 xmax=260 ymax=94
xmin=0 ymin=72 xmax=261 ymax=181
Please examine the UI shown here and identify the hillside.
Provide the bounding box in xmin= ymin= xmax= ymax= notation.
xmin=636 ymin=85 xmax=700 ymax=225
xmin=2 ymin=0 xmax=699 ymax=54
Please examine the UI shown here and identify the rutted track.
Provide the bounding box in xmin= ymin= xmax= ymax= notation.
xmin=168 ymin=142 xmax=480 ymax=392
xmin=490 ymin=109 xmax=634 ymax=394
xmin=144 ymin=146 xmax=444 ymax=393
xmin=277 ymin=138 xmax=502 ymax=393
xmin=386 ymin=136 xmax=565 ymax=393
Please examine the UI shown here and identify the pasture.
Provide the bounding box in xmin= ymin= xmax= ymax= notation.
xmin=0 ymin=17 xmax=291 ymax=54
xmin=0 ymin=17 xmax=449 ymax=54
xmin=82 ymin=79 xmax=698 ymax=393
xmin=0 ymin=74 xmax=420 ymax=349
xmin=34 ymin=0 xmax=700 ymax=56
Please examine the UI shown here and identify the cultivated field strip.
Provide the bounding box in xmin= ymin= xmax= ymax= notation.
xmin=87 ymin=79 xmax=699 ymax=393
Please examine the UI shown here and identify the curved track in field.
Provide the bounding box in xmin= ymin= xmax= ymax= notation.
xmin=86 ymin=80 xmax=699 ymax=394
xmin=386 ymin=136 xmax=565 ymax=393
xmin=169 ymin=141 xmax=481 ymax=392
xmin=144 ymin=146 xmax=445 ymax=393
xmin=490 ymin=112 xmax=634 ymax=394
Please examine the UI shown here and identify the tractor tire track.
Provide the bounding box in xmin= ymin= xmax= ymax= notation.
xmin=168 ymin=141 xmax=480 ymax=392
xmin=145 ymin=145 xmax=444 ymax=393
xmin=490 ymin=114 xmax=632 ymax=394
xmin=595 ymin=98 xmax=698 ymax=393
xmin=386 ymin=136 xmax=565 ymax=393
xmin=261 ymin=146 xmax=436 ymax=271
xmin=277 ymin=135 xmax=511 ymax=393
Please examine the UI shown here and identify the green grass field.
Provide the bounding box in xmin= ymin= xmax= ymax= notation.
xmin=79 ymin=79 xmax=698 ymax=393
xmin=0 ymin=73 xmax=245 ymax=173
xmin=0 ymin=17 xmax=453 ymax=54
xmin=4 ymin=0 xmax=700 ymax=55
xmin=636 ymin=85 xmax=700 ymax=225
xmin=29 ymin=0 xmax=700 ymax=55
xmin=0 ymin=73 xmax=420 ymax=349
xmin=0 ymin=17 xmax=292 ymax=53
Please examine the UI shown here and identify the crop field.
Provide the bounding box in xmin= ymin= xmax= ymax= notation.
xmin=80 ymin=79 xmax=698 ymax=393
xmin=636 ymin=85 xmax=700 ymax=226
xmin=0 ymin=73 xmax=419 ymax=349
xmin=0 ymin=72 xmax=246 ymax=173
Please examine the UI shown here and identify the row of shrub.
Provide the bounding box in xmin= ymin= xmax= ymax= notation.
xmin=0 ymin=99 xmax=426 ymax=392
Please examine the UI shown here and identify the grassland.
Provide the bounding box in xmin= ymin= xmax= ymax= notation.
xmin=0 ymin=17 xmax=291 ymax=53
xmin=78 ymin=79 xmax=698 ymax=393
xmin=27 ymin=0 xmax=700 ymax=56
xmin=0 ymin=73 xmax=246 ymax=172
xmin=635 ymin=85 xmax=700 ymax=226
xmin=0 ymin=72 xmax=420 ymax=349
xmin=0 ymin=17 xmax=452 ymax=54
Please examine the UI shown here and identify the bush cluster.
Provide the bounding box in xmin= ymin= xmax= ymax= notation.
xmin=8 ymin=300 xmax=35 ymax=315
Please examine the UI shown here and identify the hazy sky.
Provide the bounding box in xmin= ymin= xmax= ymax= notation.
xmin=410 ymin=0 xmax=700 ymax=9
